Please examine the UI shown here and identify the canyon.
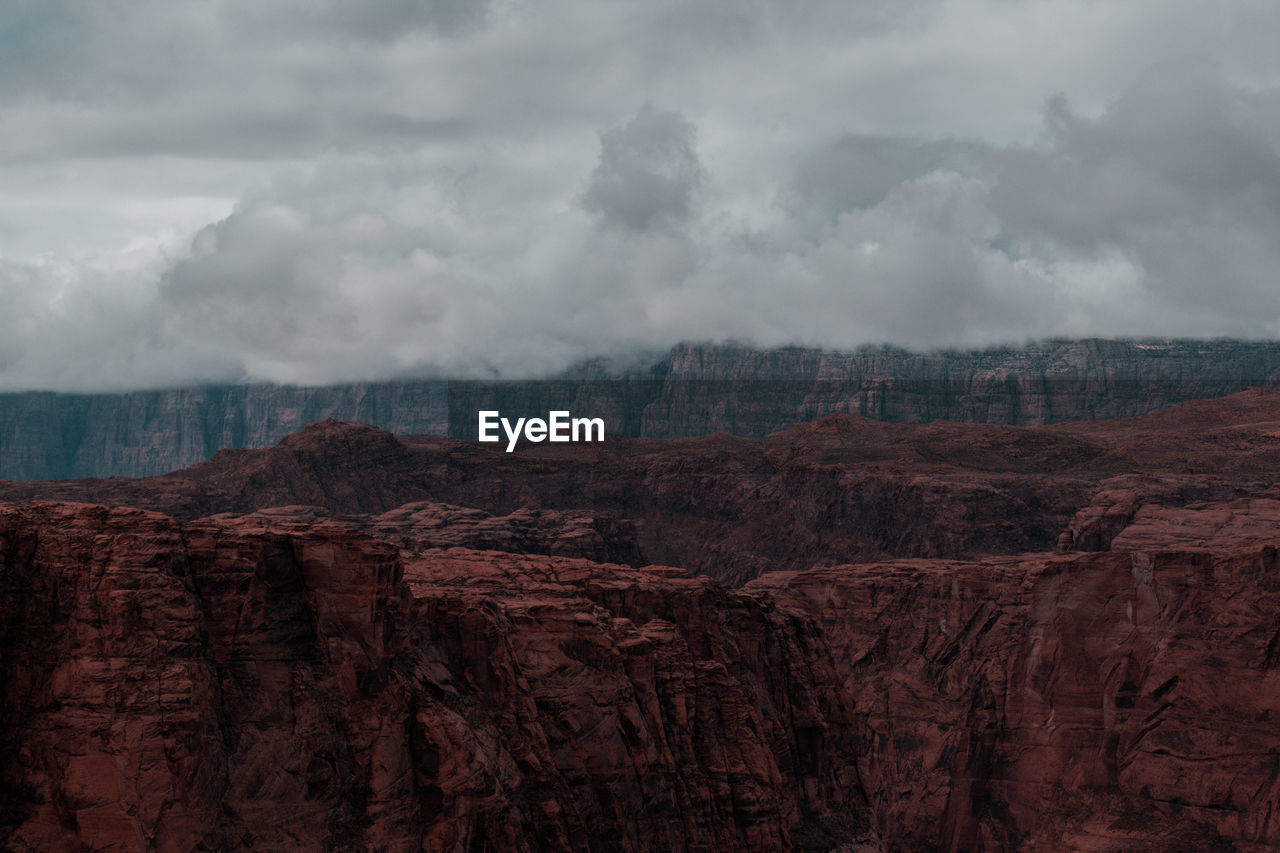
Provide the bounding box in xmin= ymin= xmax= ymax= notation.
xmin=8 ymin=338 xmax=1280 ymax=480
xmin=4 ymin=391 xmax=1280 ymax=849
xmin=0 ymin=504 xmax=876 ymax=852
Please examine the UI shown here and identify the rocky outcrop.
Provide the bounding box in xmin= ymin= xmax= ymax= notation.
xmin=402 ymin=549 xmax=878 ymax=852
xmin=12 ymin=390 xmax=1280 ymax=585
xmin=749 ymin=545 xmax=1280 ymax=852
xmin=363 ymin=502 xmax=643 ymax=565
xmin=0 ymin=502 xmax=878 ymax=852
xmin=0 ymin=503 xmax=410 ymax=851
xmin=214 ymin=501 xmax=646 ymax=565
xmin=8 ymin=390 xmax=1280 ymax=849
xmin=9 ymin=339 xmax=1280 ymax=480
xmin=0 ymin=417 xmax=1101 ymax=584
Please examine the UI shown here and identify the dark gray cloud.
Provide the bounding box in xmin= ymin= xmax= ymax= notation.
xmin=2 ymin=0 xmax=1280 ymax=389
xmin=582 ymin=105 xmax=703 ymax=231
xmin=229 ymin=0 xmax=490 ymax=42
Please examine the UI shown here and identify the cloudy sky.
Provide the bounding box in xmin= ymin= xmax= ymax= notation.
xmin=2 ymin=0 xmax=1280 ymax=390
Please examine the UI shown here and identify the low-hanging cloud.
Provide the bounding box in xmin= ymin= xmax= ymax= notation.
xmin=3 ymin=1 xmax=1280 ymax=390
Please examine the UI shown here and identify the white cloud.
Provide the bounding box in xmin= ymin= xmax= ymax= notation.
xmin=2 ymin=1 xmax=1280 ymax=389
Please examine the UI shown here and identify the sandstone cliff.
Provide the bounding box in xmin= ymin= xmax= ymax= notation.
xmin=8 ymin=390 xmax=1280 ymax=585
xmin=6 ymin=393 xmax=1280 ymax=849
xmin=0 ymin=503 xmax=878 ymax=852
xmin=8 ymin=338 xmax=1280 ymax=480
xmin=750 ymin=546 xmax=1280 ymax=851
xmin=0 ymin=382 xmax=449 ymax=481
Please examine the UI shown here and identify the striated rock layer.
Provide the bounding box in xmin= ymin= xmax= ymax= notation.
xmin=751 ymin=546 xmax=1280 ymax=852
xmin=9 ymin=389 xmax=1280 ymax=585
xmin=0 ymin=503 xmax=878 ymax=852
xmin=9 ymin=338 xmax=1280 ymax=480
xmin=0 ymin=382 xmax=450 ymax=482
xmin=5 ymin=392 xmax=1280 ymax=849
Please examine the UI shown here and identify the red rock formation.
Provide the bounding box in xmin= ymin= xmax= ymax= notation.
xmin=363 ymin=502 xmax=643 ymax=565
xmin=204 ymin=501 xmax=645 ymax=565
xmin=750 ymin=544 xmax=1280 ymax=851
xmin=0 ymin=502 xmax=409 ymax=851
xmin=0 ymin=503 xmax=878 ymax=852
xmin=0 ymin=416 xmax=1102 ymax=584
xmin=403 ymin=549 xmax=878 ymax=852
xmin=9 ymin=390 xmax=1280 ymax=585
xmin=6 ymin=391 xmax=1280 ymax=849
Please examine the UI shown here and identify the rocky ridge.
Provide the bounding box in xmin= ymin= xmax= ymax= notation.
xmin=750 ymin=547 xmax=1280 ymax=851
xmin=8 ymin=390 xmax=1280 ymax=585
xmin=9 ymin=338 xmax=1280 ymax=480
xmin=6 ymin=391 xmax=1280 ymax=849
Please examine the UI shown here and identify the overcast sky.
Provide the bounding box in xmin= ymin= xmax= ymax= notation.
xmin=2 ymin=0 xmax=1280 ymax=390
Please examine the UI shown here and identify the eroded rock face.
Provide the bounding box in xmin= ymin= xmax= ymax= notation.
xmin=0 ymin=503 xmax=878 ymax=852
xmin=7 ymin=391 xmax=1280 ymax=850
xmin=750 ymin=546 xmax=1280 ymax=852
xmin=0 ymin=503 xmax=410 ymax=852
xmin=0 ymin=504 xmax=228 ymax=852
xmin=202 ymin=501 xmax=646 ymax=566
xmin=403 ymin=550 xmax=878 ymax=852
xmin=10 ymin=390 xmax=1280 ymax=585
xmin=364 ymin=502 xmax=643 ymax=565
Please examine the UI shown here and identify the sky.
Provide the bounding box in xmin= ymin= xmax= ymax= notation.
xmin=2 ymin=0 xmax=1280 ymax=390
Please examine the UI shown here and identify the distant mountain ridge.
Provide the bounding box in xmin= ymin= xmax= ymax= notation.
xmin=5 ymin=338 xmax=1280 ymax=480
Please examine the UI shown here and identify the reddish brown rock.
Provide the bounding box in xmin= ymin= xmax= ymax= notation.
xmin=0 ymin=503 xmax=227 ymax=852
xmin=0 ymin=502 xmax=411 ymax=851
xmin=402 ymin=549 xmax=878 ymax=852
xmin=0 ymin=415 xmax=1101 ymax=584
xmin=1108 ymin=496 xmax=1280 ymax=551
xmin=13 ymin=389 xmax=1280 ymax=584
xmin=362 ymin=501 xmax=643 ymax=565
xmin=7 ymin=391 xmax=1280 ymax=850
xmin=0 ymin=502 xmax=877 ymax=852
xmin=750 ymin=544 xmax=1280 ymax=852
xmin=204 ymin=501 xmax=645 ymax=565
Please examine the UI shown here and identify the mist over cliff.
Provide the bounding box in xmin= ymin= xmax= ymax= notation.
xmin=4 ymin=3 xmax=1280 ymax=391
xmin=6 ymin=338 xmax=1280 ymax=481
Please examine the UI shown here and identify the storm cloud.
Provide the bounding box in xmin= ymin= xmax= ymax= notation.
xmin=2 ymin=0 xmax=1280 ymax=389
xmin=582 ymin=105 xmax=703 ymax=231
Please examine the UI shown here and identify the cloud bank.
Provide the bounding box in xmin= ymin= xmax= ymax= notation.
xmin=2 ymin=0 xmax=1280 ymax=389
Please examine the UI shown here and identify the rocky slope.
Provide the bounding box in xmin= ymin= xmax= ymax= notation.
xmin=9 ymin=338 xmax=1280 ymax=480
xmin=0 ymin=416 xmax=1097 ymax=585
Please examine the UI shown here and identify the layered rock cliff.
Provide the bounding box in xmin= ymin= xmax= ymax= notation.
xmin=8 ymin=338 xmax=1280 ymax=480
xmin=0 ymin=503 xmax=878 ymax=852
xmin=7 ymin=393 xmax=1280 ymax=850
xmin=0 ymin=382 xmax=449 ymax=481
xmin=8 ymin=390 xmax=1280 ymax=585
xmin=750 ymin=546 xmax=1280 ymax=851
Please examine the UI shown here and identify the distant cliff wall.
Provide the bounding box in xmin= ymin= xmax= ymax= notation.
xmin=7 ymin=338 xmax=1280 ymax=480
xmin=0 ymin=383 xmax=449 ymax=480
